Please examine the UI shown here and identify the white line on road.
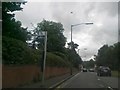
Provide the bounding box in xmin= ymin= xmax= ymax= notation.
xmin=60 ymin=73 xmax=80 ymax=88
xmin=97 ymin=77 xmax=114 ymax=90
xmin=74 ymin=73 xmax=80 ymax=77
xmin=108 ymin=86 xmax=114 ymax=90
xmin=97 ymin=78 xmax=100 ymax=80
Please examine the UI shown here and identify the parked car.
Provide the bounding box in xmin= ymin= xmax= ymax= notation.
xmin=89 ymin=68 xmax=94 ymax=72
xmin=82 ymin=68 xmax=87 ymax=72
xmin=97 ymin=66 xmax=111 ymax=76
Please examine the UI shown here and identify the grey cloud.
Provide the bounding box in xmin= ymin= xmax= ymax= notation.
xmin=14 ymin=2 xmax=118 ymax=61
xmin=94 ymin=2 xmax=118 ymax=17
xmin=49 ymin=2 xmax=118 ymax=61
xmin=91 ymin=16 xmax=118 ymax=45
xmin=84 ymin=2 xmax=96 ymax=17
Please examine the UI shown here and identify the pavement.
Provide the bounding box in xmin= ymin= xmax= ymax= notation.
xmin=20 ymin=71 xmax=79 ymax=88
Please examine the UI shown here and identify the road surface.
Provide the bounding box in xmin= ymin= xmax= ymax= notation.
xmin=57 ymin=71 xmax=119 ymax=89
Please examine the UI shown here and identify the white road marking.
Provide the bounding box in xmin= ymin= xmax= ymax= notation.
xmin=98 ymin=78 xmax=100 ymax=80
xmin=97 ymin=77 xmax=114 ymax=90
xmin=108 ymin=86 xmax=114 ymax=90
xmin=60 ymin=73 xmax=80 ymax=88
xmin=74 ymin=73 xmax=80 ymax=77
xmin=56 ymin=86 xmax=60 ymax=88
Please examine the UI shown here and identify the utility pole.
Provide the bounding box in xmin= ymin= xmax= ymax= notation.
xmin=41 ymin=31 xmax=47 ymax=87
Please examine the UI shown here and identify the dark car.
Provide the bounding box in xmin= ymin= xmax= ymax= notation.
xmin=82 ymin=68 xmax=87 ymax=72
xmin=97 ymin=66 xmax=111 ymax=76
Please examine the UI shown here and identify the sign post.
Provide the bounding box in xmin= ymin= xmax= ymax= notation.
xmin=41 ymin=31 xmax=47 ymax=87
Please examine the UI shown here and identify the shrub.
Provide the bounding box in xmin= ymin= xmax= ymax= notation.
xmin=46 ymin=52 xmax=69 ymax=67
xmin=2 ymin=36 xmax=70 ymax=67
xmin=52 ymin=52 xmax=67 ymax=60
xmin=2 ymin=36 xmax=40 ymax=65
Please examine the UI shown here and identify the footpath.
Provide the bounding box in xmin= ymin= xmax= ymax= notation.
xmin=21 ymin=71 xmax=79 ymax=88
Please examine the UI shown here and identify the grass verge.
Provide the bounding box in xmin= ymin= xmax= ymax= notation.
xmin=112 ymin=71 xmax=120 ymax=77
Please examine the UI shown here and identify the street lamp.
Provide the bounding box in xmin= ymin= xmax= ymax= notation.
xmin=70 ymin=22 xmax=93 ymax=49
xmin=69 ymin=22 xmax=93 ymax=75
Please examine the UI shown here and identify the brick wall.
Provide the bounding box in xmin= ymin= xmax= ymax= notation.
xmin=2 ymin=65 xmax=40 ymax=88
xmin=2 ymin=65 xmax=70 ymax=88
xmin=45 ymin=67 xmax=70 ymax=79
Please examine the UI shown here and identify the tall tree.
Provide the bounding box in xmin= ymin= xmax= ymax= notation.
xmin=32 ymin=19 xmax=66 ymax=52
xmin=82 ymin=59 xmax=95 ymax=68
xmin=96 ymin=45 xmax=109 ymax=66
xmin=67 ymin=41 xmax=82 ymax=68
xmin=67 ymin=41 xmax=79 ymax=49
xmin=95 ymin=43 xmax=119 ymax=70
xmin=2 ymin=2 xmax=27 ymax=42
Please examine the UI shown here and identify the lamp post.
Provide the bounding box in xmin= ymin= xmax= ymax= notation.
xmin=70 ymin=23 xmax=93 ymax=49
xmin=70 ymin=22 xmax=93 ymax=75
xmin=78 ymin=49 xmax=80 ymax=55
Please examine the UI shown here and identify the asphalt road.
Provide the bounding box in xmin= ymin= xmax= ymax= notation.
xmin=57 ymin=71 xmax=119 ymax=89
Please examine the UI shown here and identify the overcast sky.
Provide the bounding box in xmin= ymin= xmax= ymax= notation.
xmin=15 ymin=1 xmax=118 ymax=61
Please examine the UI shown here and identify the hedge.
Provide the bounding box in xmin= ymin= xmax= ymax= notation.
xmin=46 ymin=52 xmax=69 ymax=67
xmin=2 ymin=36 xmax=70 ymax=67
xmin=2 ymin=36 xmax=40 ymax=65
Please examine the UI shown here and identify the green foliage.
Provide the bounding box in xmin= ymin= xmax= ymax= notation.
xmin=33 ymin=19 xmax=66 ymax=52
xmin=46 ymin=52 xmax=69 ymax=67
xmin=67 ymin=41 xmax=79 ymax=49
xmin=95 ymin=43 xmax=119 ymax=70
xmin=2 ymin=36 xmax=40 ymax=65
xmin=66 ymin=41 xmax=82 ymax=68
xmin=64 ymin=48 xmax=82 ymax=68
xmin=2 ymin=2 xmax=81 ymax=68
xmin=82 ymin=59 xmax=95 ymax=68
xmin=71 ymin=50 xmax=82 ymax=68
xmin=112 ymin=71 xmax=120 ymax=77
xmin=52 ymin=52 xmax=67 ymax=60
xmin=2 ymin=2 xmax=24 ymax=20
xmin=2 ymin=36 xmax=70 ymax=68
xmin=2 ymin=2 xmax=27 ymax=42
